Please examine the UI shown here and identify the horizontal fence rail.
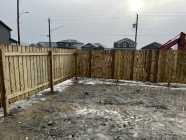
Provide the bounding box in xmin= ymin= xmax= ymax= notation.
xmin=0 ymin=44 xmax=186 ymax=116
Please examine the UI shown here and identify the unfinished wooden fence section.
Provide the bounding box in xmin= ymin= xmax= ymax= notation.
xmin=0 ymin=45 xmax=76 ymax=115
xmin=0 ymin=45 xmax=186 ymax=116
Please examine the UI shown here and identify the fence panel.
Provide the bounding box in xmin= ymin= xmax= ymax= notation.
xmin=158 ymin=50 xmax=177 ymax=83
xmin=76 ymin=50 xmax=90 ymax=77
xmin=1 ymin=44 xmax=186 ymax=115
xmin=176 ymin=51 xmax=186 ymax=83
xmin=91 ymin=50 xmax=113 ymax=79
xmin=0 ymin=45 xmax=76 ymax=112
xmin=114 ymin=50 xmax=135 ymax=80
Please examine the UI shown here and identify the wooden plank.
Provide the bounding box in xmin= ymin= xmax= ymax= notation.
xmin=18 ymin=46 xmax=24 ymax=93
xmin=13 ymin=45 xmax=20 ymax=93
xmin=22 ymin=47 xmax=28 ymax=93
xmin=0 ymin=49 xmax=9 ymax=116
xmin=49 ymin=51 xmax=54 ymax=92
xmin=88 ymin=50 xmax=92 ymax=78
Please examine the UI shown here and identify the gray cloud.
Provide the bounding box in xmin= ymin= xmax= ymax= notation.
xmin=0 ymin=0 xmax=186 ymax=48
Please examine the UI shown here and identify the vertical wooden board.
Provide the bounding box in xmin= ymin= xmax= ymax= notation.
xmin=0 ymin=49 xmax=9 ymax=115
xmin=56 ymin=53 xmax=59 ymax=80
xmin=31 ymin=47 xmax=35 ymax=89
xmin=26 ymin=47 xmax=31 ymax=90
xmin=34 ymin=47 xmax=38 ymax=89
xmin=114 ymin=50 xmax=119 ymax=79
xmin=37 ymin=48 xmax=42 ymax=85
xmin=8 ymin=45 xmax=15 ymax=96
xmin=13 ymin=45 xmax=20 ymax=93
xmin=158 ymin=51 xmax=167 ymax=82
xmin=43 ymin=48 xmax=47 ymax=83
xmin=18 ymin=46 xmax=24 ymax=93
xmin=4 ymin=54 xmax=11 ymax=97
xmin=22 ymin=46 xmax=28 ymax=91
xmin=61 ymin=50 xmax=64 ymax=79
xmin=53 ymin=52 xmax=56 ymax=80
xmin=61 ymin=49 xmax=64 ymax=79
xmin=41 ymin=48 xmax=46 ymax=84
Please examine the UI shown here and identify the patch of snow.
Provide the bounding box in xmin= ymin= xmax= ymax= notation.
xmin=54 ymin=79 xmax=74 ymax=92
xmin=0 ymin=79 xmax=74 ymax=117
xmin=78 ymin=78 xmax=186 ymax=91
xmin=0 ymin=108 xmax=3 ymax=118
xmin=75 ymin=107 xmax=125 ymax=126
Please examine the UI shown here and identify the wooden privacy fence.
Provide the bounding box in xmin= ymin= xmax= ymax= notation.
xmin=76 ymin=49 xmax=186 ymax=83
xmin=0 ymin=45 xmax=76 ymax=115
xmin=0 ymin=45 xmax=186 ymax=116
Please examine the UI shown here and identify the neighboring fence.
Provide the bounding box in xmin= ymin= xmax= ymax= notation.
xmin=0 ymin=45 xmax=76 ymax=115
xmin=76 ymin=49 xmax=186 ymax=83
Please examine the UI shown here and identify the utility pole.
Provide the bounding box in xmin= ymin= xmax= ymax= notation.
xmin=134 ymin=13 xmax=139 ymax=49
xmin=48 ymin=18 xmax=52 ymax=48
xmin=17 ymin=0 xmax=20 ymax=45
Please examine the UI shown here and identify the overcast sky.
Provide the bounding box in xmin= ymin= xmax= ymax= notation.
xmin=0 ymin=0 xmax=186 ymax=48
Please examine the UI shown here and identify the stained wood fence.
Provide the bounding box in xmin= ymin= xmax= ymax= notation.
xmin=76 ymin=49 xmax=186 ymax=83
xmin=0 ymin=45 xmax=186 ymax=116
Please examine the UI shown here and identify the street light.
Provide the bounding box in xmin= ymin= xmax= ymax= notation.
xmin=20 ymin=11 xmax=30 ymax=16
xmin=131 ymin=0 xmax=141 ymax=48
xmin=17 ymin=0 xmax=30 ymax=45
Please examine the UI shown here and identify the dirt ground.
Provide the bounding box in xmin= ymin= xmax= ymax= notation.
xmin=1 ymin=78 xmax=186 ymax=140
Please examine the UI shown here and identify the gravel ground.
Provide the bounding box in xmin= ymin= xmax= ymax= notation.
xmin=0 ymin=78 xmax=186 ymax=140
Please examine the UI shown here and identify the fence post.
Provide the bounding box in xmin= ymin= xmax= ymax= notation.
xmin=146 ymin=50 xmax=152 ymax=81
xmin=130 ymin=50 xmax=135 ymax=80
xmin=74 ymin=51 xmax=78 ymax=80
xmin=0 ymin=49 xmax=9 ymax=116
xmin=88 ymin=50 xmax=92 ymax=78
xmin=111 ymin=49 xmax=115 ymax=79
xmin=153 ymin=50 xmax=160 ymax=82
xmin=49 ymin=50 xmax=54 ymax=92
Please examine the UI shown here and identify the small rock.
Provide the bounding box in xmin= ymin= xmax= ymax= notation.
xmin=84 ymin=92 xmax=89 ymax=96
xmin=48 ymin=121 xmax=54 ymax=126
xmin=68 ymin=134 xmax=75 ymax=138
xmin=17 ymin=106 xmax=22 ymax=109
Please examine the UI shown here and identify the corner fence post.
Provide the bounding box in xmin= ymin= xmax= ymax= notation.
xmin=49 ymin=50 xmax=54 ymax=92
xmin=0 ymin=49 xmax=9 ymax=116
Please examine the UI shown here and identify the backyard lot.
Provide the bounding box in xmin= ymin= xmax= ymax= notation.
xmin=0 ymin=78 xmax=186 ymax=140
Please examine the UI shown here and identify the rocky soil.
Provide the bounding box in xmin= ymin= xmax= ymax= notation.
xmin=0 ymin=79 xmax=186 ymax=140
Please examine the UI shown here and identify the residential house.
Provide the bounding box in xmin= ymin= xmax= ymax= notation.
xmin=114 ymin=38 xmax=136 ymax=50
xmin=141 ymin=42 xmax=161 ymax=50
xmin=57 ymin=39 xmax=84 ymax=49
xmin=0 ymin=20 xmax=17 ymax=44
xmin=81 ymin=43 xmax=105 ymax=50
xmin=37 ymin=42 xmax=58 ymax=48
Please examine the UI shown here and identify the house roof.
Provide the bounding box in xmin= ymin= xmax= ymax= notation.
xmin=115 ymin=38 xmax=136 ymax=45
xmin=0 ymin=20 xmax=12 ymax=31
xmin=9 ymin=38 xmax=17 ymax=43
xmin=37 ymin=42 xmax=58 ymax=48
xmin=81 ymin=43 xmax=105 ymax=49
xmin=142 ymin=42 xmax=161 ymax=50
xmin=57 ymin=39 xmax=83 ymax=44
